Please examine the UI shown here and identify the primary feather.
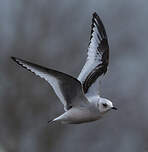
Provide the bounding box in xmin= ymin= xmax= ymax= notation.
xmin=78 ymin=12 xmax=109 ymax=97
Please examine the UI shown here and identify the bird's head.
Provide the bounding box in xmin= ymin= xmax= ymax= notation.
xmin=97 ymin=98 xmax=117 ymax=113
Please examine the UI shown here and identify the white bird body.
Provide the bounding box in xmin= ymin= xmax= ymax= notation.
xmin=11 ymin=12 xmax=117 ymax=125
xmin=53 ymin=107 xmax=101 ymax=124
xmin=52 ymin=97 xmax=114 ymax=124
xmin=53 ymin=107 xmax=102 ymax=124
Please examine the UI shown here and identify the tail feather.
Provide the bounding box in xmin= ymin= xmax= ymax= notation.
xmin=48 ymin=119 xmax=54 ymax=124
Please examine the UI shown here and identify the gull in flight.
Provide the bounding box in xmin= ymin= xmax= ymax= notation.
xmin=11 ymin=12 xmax=117 ymax=124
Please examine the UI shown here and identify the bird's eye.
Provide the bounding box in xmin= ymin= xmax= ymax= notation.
xmin=103 ymin=103 xmax=107 ymax=108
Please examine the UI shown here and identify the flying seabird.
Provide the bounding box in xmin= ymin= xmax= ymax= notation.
xmin=11 ymin=12 xmax=117 ymax=124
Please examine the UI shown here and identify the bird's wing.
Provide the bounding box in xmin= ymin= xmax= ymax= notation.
xmin=78 ymin=12 xmax=109 ymax=97
xmin=11 ymin=57 xmax=88 ymax=111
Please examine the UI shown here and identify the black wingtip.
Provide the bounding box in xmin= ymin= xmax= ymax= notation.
xmin=93 ymin=12 xmax=98 ymax=17
xmin=11 ymin=56 xmax=19 ymax=63
xmin=11 ymin=56 xmax=24 ymax=68
xmin=11 ymin=56 xmax=16 ymax=61
xmin=11 ymin=56 xmax=22 ymax=64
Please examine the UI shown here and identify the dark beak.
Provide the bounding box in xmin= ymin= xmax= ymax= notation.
xmin=112 ymin=107 xmax=118 ymax=110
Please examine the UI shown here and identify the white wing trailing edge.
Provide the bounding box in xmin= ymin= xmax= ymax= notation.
xmin=78 ymin=12 xmax=109 ymax=97
xmin=11 ymin=57 xmax=87 ymax=111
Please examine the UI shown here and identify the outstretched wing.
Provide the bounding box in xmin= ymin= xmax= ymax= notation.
xmin=11 ymin=57 xmax=88 ymax=111
xmin=78 ymin=12 xmax=109 ymax=97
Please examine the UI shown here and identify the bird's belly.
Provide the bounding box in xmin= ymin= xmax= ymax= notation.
xmin=62 ymin=108 xmax=101 ymax=124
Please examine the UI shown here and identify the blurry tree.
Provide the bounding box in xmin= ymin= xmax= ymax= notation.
xmin=0 ymin=0 xmax=148 ymax=152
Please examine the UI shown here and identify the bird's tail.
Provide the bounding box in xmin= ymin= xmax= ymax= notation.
xmin=48 ymin=118 xmax=54 ymax=124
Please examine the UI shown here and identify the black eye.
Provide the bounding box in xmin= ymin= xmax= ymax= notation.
xmin=103 ymin=103 xmax=107 ymax=108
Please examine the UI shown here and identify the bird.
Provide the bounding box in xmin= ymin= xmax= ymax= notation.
xmin=11 ymin=12 xmax=117 ymax=124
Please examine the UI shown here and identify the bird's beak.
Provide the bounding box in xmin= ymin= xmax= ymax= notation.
xmin=112 ymin=107 xmax=117 ymax=110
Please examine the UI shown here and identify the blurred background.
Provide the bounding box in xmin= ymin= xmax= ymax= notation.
xmin=0 ymin=0 xmax=148 ymax=152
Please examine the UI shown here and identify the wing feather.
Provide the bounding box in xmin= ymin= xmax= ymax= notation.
xmin=78 ymin=12 xmax=109 ymax=96
xmin=11 ymin=57 xmax=87 ymax=110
